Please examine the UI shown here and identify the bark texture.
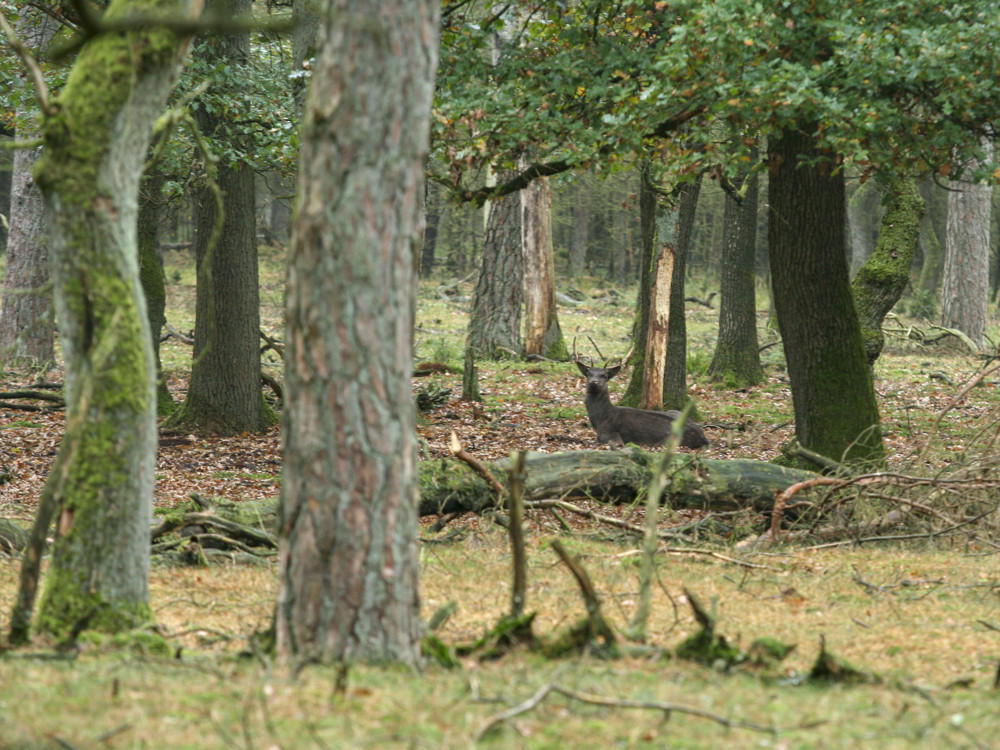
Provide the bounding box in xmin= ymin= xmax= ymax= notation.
xmin=941 ymin=140 xmax=992 ymax=350
xmin=166 ymin=0 xmax=275 ymax=434
xmin=466 ymin=186 xmax=523 ymax=359
xmin=26 ymin=0 xmax=194 ymax=642
xmin=138 ymin=171 xmax=174 ymax=415
xmin=622 ymin=169 xmax=699 ymax=412
xmin=0 ymin=9 xmax=59 ymax=370
xmin=708 ymin=162 xmax=763 ymax=387
xmin=277 ymin=0 xmax=439 ymax=667
xmin=522 ymin=175 xmax=565 ymax=359
xmin=768 ymin=126 xmax=884 ymax=465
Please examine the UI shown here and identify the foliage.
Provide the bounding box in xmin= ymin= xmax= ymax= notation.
xmin=157 ymin=26 xmax=297 ymax=203
xmin=432 ymin=0 xmax=1000 ymax=203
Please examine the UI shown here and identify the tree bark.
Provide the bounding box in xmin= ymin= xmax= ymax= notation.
xmin=622 ymin=167 xmax=699 ymax=411
xmin=522 ymin=175 xmax=565 ymax=359
xmin=0 ymin=9 xmax=58 ymax=371
xmin=916 ymin=179 xmax=947 ymax=297
xmin=852 ymin=177 xmax=925 ymax=365
xmin=662 ymin=176 xmax=700 ymax=410
xmin=138 ymin=170 xmax=174 ymax=415
xmin=24 ymin=0 xmax=195 ymax=643
xmin=276 ymin=0 xmax=439 ymax=668
xmin=465 ymin=186 xmax=523 ymax=360
xmin=420 ymin=180 xmax=440 ymax=276
xmin=166 ymin=0 xmax=277 ymax=435
xmin=708 ymin=160 xmax=763 ymax=387
xmin=768 ymin=126 xmax=884 ymax=465
xmin=941 ymin=140 xmax=992 ymax=350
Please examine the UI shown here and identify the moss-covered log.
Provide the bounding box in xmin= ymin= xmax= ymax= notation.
xmin=417 ymin=448 xmax=820 ymax=517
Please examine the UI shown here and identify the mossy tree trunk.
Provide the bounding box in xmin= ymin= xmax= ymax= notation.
xmin=138 ymin=171 xmax=175 ymax=415
xmin=165 ymin=0 xmax=277 ymax=435
xmin=851 ymin=177 xmax=925 ymax=365
xmin=768 ymin=126 xmax=884 ymax=465
xmin=276 ymin=0 xmax=439 ymax=668
xmin=707 ymin=157 xmax=763 ymax=387
xmin=26 ymin=0 xmax=196 ymax=643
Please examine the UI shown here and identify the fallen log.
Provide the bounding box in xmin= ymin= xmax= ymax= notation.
xmin=417 ymin=447 xmax=821 ymax=517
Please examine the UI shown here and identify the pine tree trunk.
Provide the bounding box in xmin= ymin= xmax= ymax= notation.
xmin=27 ymin=0 xmax=195 ymax=643
xmin=708 ymin=162 xmax=763 ymax=387
xmin=166 ymin=0 xmax=276 ymax=434
xmin=768 ymin=126 xmax=884 ymax=465
xmin=276 ymin=0 xmax=438 ymax=668
xmin=941 ymin=140 xmax=992 ymax=350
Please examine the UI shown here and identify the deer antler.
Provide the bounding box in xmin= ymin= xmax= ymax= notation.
xmin=617 ymin=338 xmax=636 ymax=368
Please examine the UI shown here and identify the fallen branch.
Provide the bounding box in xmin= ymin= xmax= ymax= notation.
xmin=473 ymin=680 xmax=795 ymax=741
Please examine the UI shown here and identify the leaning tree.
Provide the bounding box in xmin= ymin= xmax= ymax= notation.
xmin=6 ymin=0 xmax=198 ymax=644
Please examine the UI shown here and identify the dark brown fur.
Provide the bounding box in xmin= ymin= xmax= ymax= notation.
xmin=576 ymin=361 xmax=709 ymax=449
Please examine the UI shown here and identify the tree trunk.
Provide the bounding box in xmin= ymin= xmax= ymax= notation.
xmin=276 ymin=0 xmax=439 ymax=668
xmin=768 ymin=126 xmax=884 ymax=465
xmin=622 ymin=168 xmax=699 ymax=411
xmin=166 ymin=0 xmax=277 ymax=435
xmin=941 ymin=140 xmax=992 ymax=350
xmin=421 ymin=180 xmax=440 ymax=276
xmin=852 ymin=177 xmax=925 ymax=365
xmin=466 ymin=186 xmax=523 ymax=360
xmin=24 ymin=0 xmax=195 ymax=643
xmin=662 ymin=176 xmax=700 ymax=410
xmin=916 ymin=179 xmax=947 ymax=297
xmin=0 ymin=9 xmax=58 ymax=371
xmin=138 ymin=170 xmax=174 ymax=415
xmin=708 ymin=160 xmax=763 ymax=387
xmin=522 ymin=175 xmax=565 ymax=359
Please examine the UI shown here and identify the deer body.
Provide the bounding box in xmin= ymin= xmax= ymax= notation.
xmin=576 ymin=361 xmax=709 ymax=449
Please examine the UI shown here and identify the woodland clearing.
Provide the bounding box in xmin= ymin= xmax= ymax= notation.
xmin=1 ymin=249 xmax=999 ymax=748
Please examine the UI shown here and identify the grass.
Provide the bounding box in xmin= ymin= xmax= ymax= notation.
xmin=4 ymin=254 xmax=1000 ymax=748
xmin=2 ymin=541 xmax=1000 ymax=748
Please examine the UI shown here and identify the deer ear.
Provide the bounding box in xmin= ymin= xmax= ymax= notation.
xmin=575 ymin=360 xmax=590 ymax=377
xmin=607 ymin=365 xmax=621 ymax=379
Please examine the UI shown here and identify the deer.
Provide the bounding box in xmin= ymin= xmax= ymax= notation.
xmin=573 ymin=340 xmax=709 ymax=449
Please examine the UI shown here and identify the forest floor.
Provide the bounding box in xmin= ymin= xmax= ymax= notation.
xmin=2 ymin=251 xmax=1000 ymax=748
